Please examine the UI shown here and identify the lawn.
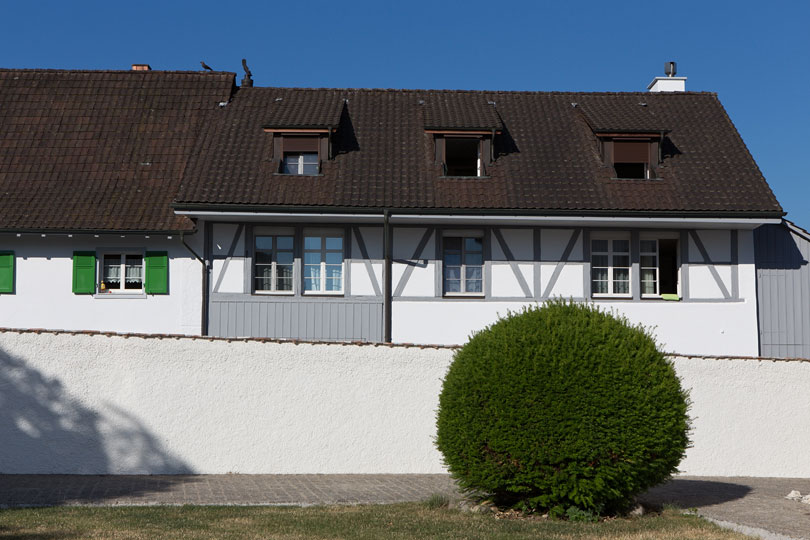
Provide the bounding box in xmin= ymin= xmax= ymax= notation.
xmin=0 ymin=503 xmax=753 ymax=539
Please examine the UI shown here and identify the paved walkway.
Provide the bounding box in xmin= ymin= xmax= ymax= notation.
xmin=1 ymin=475 xmax=808 ymax=539
xmin=0 ymin=474 xmax=457 ymax=507
xmin=640 ymin=476 xmax=810 ymax=540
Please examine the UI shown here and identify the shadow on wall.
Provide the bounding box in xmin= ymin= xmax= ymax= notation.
xmin=754 ymin=224 xmax=808 ymax=270
xmin=0 ymin=346 xmax=191 ymax=475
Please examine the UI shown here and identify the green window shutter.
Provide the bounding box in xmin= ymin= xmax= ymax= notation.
xmin=145 ymin=252 xmax=168 ymax=294
xmin=0 ymin=252 xmax=14 ymax=293
xmin=72 ymin=252 xmax=96 ymax=294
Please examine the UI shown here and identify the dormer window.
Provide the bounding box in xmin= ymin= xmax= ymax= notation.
xmin=429 ymin=132 xmax=492 ymax=177
xmin=613 ymin=140 xmax=651 ymax=179
xmin=264 ymin=128 xmax=334 ymax=176
xmin=283 ymin=152 xmax=318 ymax=175
xmin=277 ymin=135 xmax=321 ymax=175
xmin=597 ymin=134 xmax=662 ymax=180
xmin=445 ymin=138 xmax=481 ymax=176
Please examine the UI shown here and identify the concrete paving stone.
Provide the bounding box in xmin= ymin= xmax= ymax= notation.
xmin=640 ymin=476 xmax=810 ymax=540
xmin=1 ymin=474 xmax=808 ymax=538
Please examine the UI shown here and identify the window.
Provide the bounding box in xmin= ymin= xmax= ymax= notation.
xmin=282 ymin=153 xmax=319 ymax=175
xmin=444 ymin=138 xmax=481 ymax=176
xmin=303 ymin=233 xmax=343 ymax=294
xmin=100 ymin=253 xmax=143 ymax=293
xmin=591 ymin=238 xmax=630 ymax=297
xmin=277 ymin=135 xmax=321 ymax=175
xmin=613 ymin=140 xmax=650 ymax=179
xmin=443 ymin=236 xmax=484 ymax=295
xmin=254 ymin=235 xmax=294 ymax=293
xmin=640 ymin=238 xmax=679 ymax=297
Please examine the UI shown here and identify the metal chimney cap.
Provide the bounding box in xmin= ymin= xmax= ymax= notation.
xmin=665 ymin=61 xmax=677 ymax=77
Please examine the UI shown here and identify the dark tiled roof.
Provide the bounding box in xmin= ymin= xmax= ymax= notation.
xmin=0 ymin=69 xmax=235 ymax=232
xmin=176 ymin=88 xmax=783 ymax=216
xmin=261 ymin=91 xmax=344 ymax=128
xmin=422 ymin=94 xmax=502 ymax=130
xmin=575 ymin=95 xmax=670 ymax=132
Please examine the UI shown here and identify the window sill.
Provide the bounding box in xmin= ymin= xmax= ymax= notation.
xmin=647 ymin=294 xmax=681 ymax=301
xmin=253 ymin=291 xmax=295 ymax=296
xmin=592 ymin=294 xmax=632 ymax=300
xmin=272 ymin=172 xmax=323 ymax=177
xmin=94 ymin=292 xmax=147 ymax=299
xmin=443 ymin=293 xmax=486 ymax=298
xmin=439 ymin=175 xmax=490 ymax=179
xmin=303 ymin=291 xmax=344 ymax=296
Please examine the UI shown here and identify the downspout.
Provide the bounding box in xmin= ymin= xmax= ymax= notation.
xmin=180 ymin=230 xmax=209 ymax=336
xmin=383 ymin=209 xmax=392 ymax=343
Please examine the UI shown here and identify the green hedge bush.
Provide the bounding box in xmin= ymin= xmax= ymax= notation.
xmin=435 ymin=300 xmax=689 ymax=515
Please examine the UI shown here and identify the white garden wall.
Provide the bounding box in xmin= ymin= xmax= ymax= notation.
xmin=1 ymin=329 xmax=807 ymax=477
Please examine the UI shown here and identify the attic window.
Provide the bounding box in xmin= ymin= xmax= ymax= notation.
xmin=599 ymin=135 xmax=661 ymax=179
xmin=283 ymin=153 xmax=318 ymax=175
xmin=613 ymin=140 xmax=650 ymax=179
xmin=445 ymin=138 xmax=481 ymax=176
xmin=431 ymin=133 xmax=492 ymax=177
xmin=268 ymin=133 xmax=328 ymax=176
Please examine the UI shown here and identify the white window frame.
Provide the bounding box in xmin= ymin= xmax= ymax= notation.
xmin=253 ymin=234 xmax=295 ymax=295
xmin=302 ymin=230 xmax=344 ymax=295
xmin=282 ymin=152 xmax=319 ymax=175
xmin=640 ymin=238 xmax=659 ymax=297
xmin=639 ymin=232 xmax=681 ymax=299
xmin=590 ymin=235 xmax=631 ymax=298
xmin=98 ymin=251 xmax=144 ymax=294
xmin=442 ymin=232 xmax=485 ymax=297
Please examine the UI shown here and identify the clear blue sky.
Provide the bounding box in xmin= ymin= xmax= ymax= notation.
xmin=3 ymin=1 xmax=808 ymax=227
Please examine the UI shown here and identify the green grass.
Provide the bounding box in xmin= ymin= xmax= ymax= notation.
xmin=0 ymin=503 xmax=753 ymax=540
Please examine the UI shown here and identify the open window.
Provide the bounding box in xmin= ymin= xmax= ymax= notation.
xmin=431 ymin=133 xmax=491 ymax=177
xmin=598 ymin=134 xmax=661 ymax=179
xmin=613 ymin=140 xmax=651 ymax=179
xmin=445 ymin=138 xmax=481 ymax=176
xmin=640 ymin=237 xmax=679 ymax=298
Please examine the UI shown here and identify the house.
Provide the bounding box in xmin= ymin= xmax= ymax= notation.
xmin=0 ymin=64 xmax=797 ymax=356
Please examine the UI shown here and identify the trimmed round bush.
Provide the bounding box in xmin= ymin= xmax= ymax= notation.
xmin=435 ymin=300 xmax=689 ymax=515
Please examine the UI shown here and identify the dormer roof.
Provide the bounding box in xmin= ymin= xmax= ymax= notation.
xmin=422 ymin=95 xmax=502 ymax=131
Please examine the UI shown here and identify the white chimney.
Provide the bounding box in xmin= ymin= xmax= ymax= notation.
xmin=648 ymin=61 xmax=686 ymax=92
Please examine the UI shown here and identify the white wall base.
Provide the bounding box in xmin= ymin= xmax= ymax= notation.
xmin=393 ymin=299 xmax=760 ymax=356
xmin=1 ymin=331 xmax=807 ymax=477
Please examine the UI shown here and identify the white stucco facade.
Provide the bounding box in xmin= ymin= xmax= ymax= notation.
xmin=2 ymin=224 xmax=760 ymax=356
xmin=1 ymin=330 xmax=808 ymax=477
xmin=392 ymin=228 xmax=759 ymax=356
xmin=0 ymin=233 xmax=203 ymax=335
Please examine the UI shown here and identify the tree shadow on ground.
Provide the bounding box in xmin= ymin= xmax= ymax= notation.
xmin=0 ymin=346 xmax=195 ymax=506
xmin=639 ymin=478 xmax=752 ymax=508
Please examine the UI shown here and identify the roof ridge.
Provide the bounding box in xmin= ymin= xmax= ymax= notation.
xmin=240 ymin=86 xmax=717 ymax=96
xmin=0 ymin=68 xmax=235 ymax=76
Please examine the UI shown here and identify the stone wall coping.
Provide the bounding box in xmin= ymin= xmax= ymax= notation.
xmin=2 ymin=327 xmax=809 ymax=362
xmin=0 ymin=327 xmax=459 ymax=350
